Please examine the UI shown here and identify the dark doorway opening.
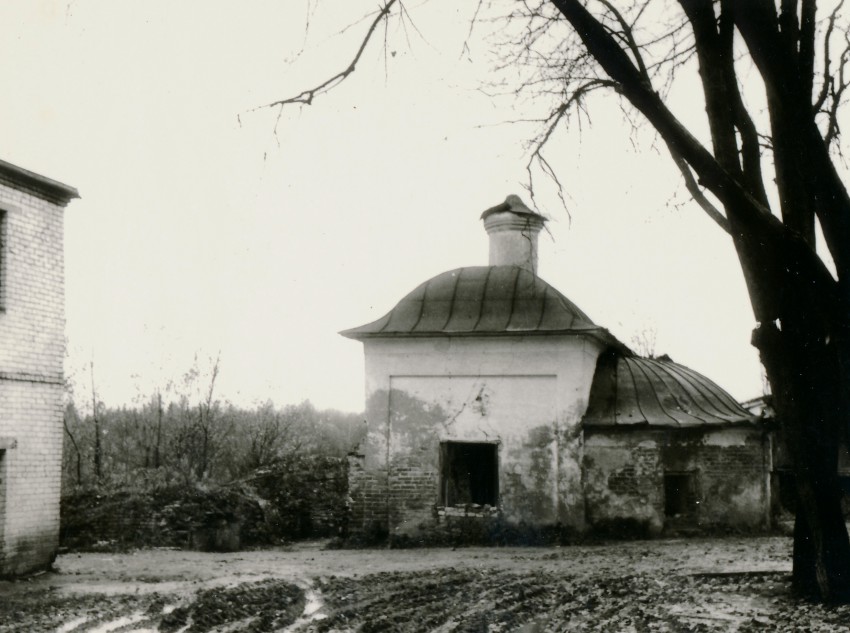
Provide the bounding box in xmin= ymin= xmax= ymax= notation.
xmin=440 ymin=442 xmax=498 ymax=506
xmin=664 ymin=472 xmax=697 ymax=517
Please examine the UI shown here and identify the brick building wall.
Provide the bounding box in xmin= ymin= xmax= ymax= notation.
xmin=0 ymin=161 xmax=76 ymax=575
xmin=584 ymin=427 xmax=771 ymax=535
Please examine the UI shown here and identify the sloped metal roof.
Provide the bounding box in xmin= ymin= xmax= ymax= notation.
xmin=582 ymin=351 xmax=758 ymax=428
xmin=340 ymin=266 xmax=623 ymax=344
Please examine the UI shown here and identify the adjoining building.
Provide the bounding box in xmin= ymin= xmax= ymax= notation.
xmin=342 ymin=195 xmax=770 ymax=540
xmin=0 ymin=159 xmax=77 ymax=575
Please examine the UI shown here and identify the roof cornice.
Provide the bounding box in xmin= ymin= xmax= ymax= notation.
xmin=0 ymin=159 xmax=79 ymax=206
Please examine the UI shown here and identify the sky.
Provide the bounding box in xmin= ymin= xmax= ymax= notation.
xmin=0 ymin=1 xmax=771 ymax=412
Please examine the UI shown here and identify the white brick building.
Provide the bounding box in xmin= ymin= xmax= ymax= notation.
xmin=0 ymin=159 xmax=77 ymax=575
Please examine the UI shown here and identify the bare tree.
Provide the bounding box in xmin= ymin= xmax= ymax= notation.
xmin=240 ymin=400 xmax=302 ymax=473
xmin=90 ymin=359 xmax=102 ymax=482
xmin=269 ymin=0 xmax=850 ymax=601
xmin=63 ymin=412 xmax=82 ymax=487
xmin=167 ymin=353 xmax=232 ymax=482
xmin=630 ymin=324 xmax=658 ymax=358
xmin=154 ymin=389 xmax=163 ymax=469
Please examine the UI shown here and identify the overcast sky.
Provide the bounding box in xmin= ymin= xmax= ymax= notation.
xmin=1 ymin=1 xmax=770 ymax=412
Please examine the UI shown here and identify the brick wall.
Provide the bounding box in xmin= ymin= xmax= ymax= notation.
xmin=387 ymin=457 xmax=439 ymax=530
xmin=584 ymin=427 xmax=770 ymax=535
xmin=347 ymin=454 xmax=388 ymax=535
xmin=0 ymin=167 xmax=71 ymax=575
xmin=689 ymin=442 xmax=769 ymax=527
xmin=348 ymin=450 xmax=442 ymax=537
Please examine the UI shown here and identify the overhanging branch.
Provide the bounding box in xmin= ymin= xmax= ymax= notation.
xmin=257 ymin=1 xmax=399 ymax=111
xmin=526 ymin=79 xmax=617 ymax=212
xmin=669 ymin=152 xmax=730 ymax=233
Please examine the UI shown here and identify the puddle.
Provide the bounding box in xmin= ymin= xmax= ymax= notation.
xmin=282 ymin=583 xmax=327 ymax=632
xmin=303 ymin=587 xmax=325 ymax=617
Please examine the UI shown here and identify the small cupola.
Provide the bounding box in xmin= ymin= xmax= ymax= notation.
xmin=480 ymin=194 xmax=547 ymax=275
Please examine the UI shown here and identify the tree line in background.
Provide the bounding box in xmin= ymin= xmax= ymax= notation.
xmin=61 ymin=356 xmax=364 ymax=493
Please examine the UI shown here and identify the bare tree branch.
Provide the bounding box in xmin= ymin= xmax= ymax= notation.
xmin=825 ymin=29 xmax=850 ymax=147
xmin=461 ymin=0 xmax=487 ymax=59
xmin=669 ymin=152 xmax=730 ymax=233
xmin=525 ymin=78 xmax=617 ymax=213
xmin=814 ymin=1 xmax=843 ymax=112
xmin=257 ymin=1 xmax=399 ymax=111
xmin=597 ymin=0 xmax=650 ymax=83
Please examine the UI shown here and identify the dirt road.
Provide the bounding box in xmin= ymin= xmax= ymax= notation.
xmin=1 ymin=536 xmax=848 ymax=632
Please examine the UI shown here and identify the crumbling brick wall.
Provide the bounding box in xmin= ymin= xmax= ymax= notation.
xmin=682 ymin=443 xmax=769 ymax=527
xmin=348 ymin=451 xmax=440 ymax=538
xmin=347 ymin=454 xmax=388 ymax=537
xmin=387 ymin=457 xmax=439 ymax=530
xmin=584 ymin=427 xmax=770 ymax=535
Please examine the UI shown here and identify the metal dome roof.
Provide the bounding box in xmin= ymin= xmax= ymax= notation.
xmin=340 ymin=266 xmax=622 ymax=343
xmin=582 ymin=352 xmax=758 ymax=428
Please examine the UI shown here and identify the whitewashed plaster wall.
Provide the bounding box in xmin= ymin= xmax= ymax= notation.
xmin=359 ymin=334 xmax=605 ymax=532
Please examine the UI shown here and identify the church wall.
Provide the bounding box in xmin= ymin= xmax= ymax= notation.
xmin=583 ymin=427 xmax=771 ymax=535
xmin=349 ymin=335 xmax=604 ymax=538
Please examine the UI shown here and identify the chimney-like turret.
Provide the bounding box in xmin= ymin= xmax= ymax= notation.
xmin=481 ymin=194 xmax=547 ymax=275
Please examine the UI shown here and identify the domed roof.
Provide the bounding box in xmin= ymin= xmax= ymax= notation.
xmin=582 ymin=352 xmax=757 ymax=428
xmin=340 ymin=265 xmax=622 ymax=344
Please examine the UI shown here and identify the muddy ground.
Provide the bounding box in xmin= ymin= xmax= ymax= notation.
xmin=2 ymin=536 xmax=849 ymax=632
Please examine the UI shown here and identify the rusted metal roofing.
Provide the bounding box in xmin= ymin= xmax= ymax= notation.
xmin=582 ymin=351 xmax=758 ymax=428
xmin=340 ymin=266 xmax=623 ymax=344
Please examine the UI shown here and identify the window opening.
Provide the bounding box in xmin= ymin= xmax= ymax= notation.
xmin=440 ymin=441 xmax=498 ymax=506
xmin=664 ymin=472 xmax=697 ymax=517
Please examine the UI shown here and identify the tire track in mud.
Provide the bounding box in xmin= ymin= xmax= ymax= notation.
xmin=158 ymin=579 xmax=305 ymax=632
xmin=7 ymin=545 xmax=850 ymax=632
xmin=293 ymin=569 xmax=844 ymax=633
xmin=3 ymin=580 xmax=307 ymax=633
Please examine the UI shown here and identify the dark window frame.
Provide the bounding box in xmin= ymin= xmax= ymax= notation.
xmin=439 ymin=441 xmax=499 ymax=507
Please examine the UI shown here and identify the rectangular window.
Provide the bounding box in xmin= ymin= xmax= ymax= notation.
xmin=440 ymin=441 xmax=499 ymax=506
xmin=664 ymin=472 xmax=697 ymax=517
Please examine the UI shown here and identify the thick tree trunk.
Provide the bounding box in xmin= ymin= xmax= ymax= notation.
xmin=755 ymin=322 xmax=850 ymax=601
xmin=551 ymin=0 xmax=850 ymax=601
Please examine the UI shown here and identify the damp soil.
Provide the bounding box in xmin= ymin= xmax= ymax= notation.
xmin=2 ymin=536 xmax=849 ymax=632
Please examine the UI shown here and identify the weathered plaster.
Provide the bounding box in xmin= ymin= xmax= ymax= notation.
xmin=353 ymin=335 xmax=605 ymax=535
xmin=584 ymin=427 xmax=770 ymax=533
